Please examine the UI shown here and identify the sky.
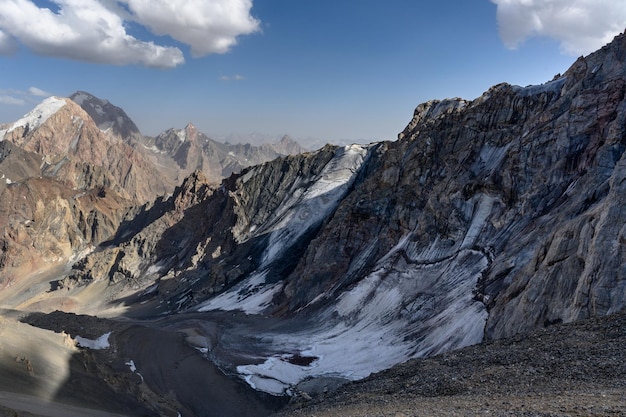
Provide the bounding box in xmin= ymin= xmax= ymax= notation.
xmin=1 ymin=0 xmax=625 ymax=146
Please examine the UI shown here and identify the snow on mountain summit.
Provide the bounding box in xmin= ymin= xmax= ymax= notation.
xmin=1 ymin=97 xmax=66 ymax=140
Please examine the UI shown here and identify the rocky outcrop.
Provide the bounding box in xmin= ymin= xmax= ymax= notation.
xmin=0 ymin=177 xmax=131 ymax=285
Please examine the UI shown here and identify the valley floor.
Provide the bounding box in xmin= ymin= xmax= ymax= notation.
xmin=275 ymin=309 xmax=626 ymax=417
xmin=0 ymin=307 xmax=624 ymax=416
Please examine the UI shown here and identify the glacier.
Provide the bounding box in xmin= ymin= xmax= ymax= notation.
xmin=199 ymin=195 xmax=494 ymax=396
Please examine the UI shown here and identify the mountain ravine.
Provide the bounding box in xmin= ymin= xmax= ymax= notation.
xmin=0 ymin=31 xmax=626 ymax=416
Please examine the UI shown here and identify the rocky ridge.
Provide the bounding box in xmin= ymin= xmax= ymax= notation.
xmin=139 ymin=123 xmax=307 ymax=184
xmin=70 ymin=91 xmax=142 ymax=140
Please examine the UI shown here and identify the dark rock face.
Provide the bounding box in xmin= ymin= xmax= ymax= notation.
xmin=70 ymin=91 xmax=141 ymax=140
xmin=272 ymin=33 xmax=626 ymax=342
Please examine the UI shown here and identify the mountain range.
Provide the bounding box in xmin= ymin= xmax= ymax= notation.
xmin=0 ymin=30 xmax=625 ymax=417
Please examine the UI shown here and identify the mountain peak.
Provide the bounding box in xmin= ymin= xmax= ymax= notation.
xmin=1 ymin=96 xmax=67 ymax=140
xmin=69 ymin=91 xmax=140 ymax=139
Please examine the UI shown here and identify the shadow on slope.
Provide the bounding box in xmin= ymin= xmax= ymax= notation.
xmin=20 ymin=311 xmax=288 ymax=417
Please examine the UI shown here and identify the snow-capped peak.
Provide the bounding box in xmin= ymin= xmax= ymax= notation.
xmin=5 ymin=96 xmax=67 ymax=137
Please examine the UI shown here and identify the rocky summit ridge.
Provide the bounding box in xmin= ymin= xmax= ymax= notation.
xmin=0 ymin=31 xmax=625 ymax=417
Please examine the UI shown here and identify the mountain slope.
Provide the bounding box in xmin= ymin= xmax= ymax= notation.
xmin=0 ymin=96 xmax=169 ymax=291
xmin=68 ymin=91 xmax=308 ymax=187
xmin=142 ymin=123 xmax=307 ymax=184
xmin=1 ymin=30 xmax=625 ymax=417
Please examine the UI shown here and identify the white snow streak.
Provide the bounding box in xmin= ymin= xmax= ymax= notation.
xmin=176 ymin=129 xmax=187 ymax=142
xmin=259 ymin=145 xmax=368 ymax=268
xmin=197 ymin=271 xmax=282 ymax=314
xmin=197 ymin=145 xmax=369 ymax=315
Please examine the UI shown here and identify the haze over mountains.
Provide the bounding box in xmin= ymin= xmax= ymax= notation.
xmin=0 ymin=31 xmax=625 ymax=417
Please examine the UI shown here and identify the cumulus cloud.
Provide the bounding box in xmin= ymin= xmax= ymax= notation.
xmin=126 ymin=0 xmax=260 ymax=57
xmin=491 ymin=0 xmax=626 ymax=55
xmin=0 ymin=0 xmax=260 ymax=67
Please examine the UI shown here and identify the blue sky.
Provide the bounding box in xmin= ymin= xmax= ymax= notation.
xmin=1 ymin=1 xmax=625 ymax=146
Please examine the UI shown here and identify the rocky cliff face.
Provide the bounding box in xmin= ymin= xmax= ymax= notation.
xmin=49 ymin=31 xmax=626 ymax=395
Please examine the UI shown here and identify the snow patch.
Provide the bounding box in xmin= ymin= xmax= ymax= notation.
xmin=235 ymin=195 xmax=495 ymax=395
xmin=75 ymin=332 xmax=111 ymax=350
xmin=197 ymin=271 xmax=282 ymax=314
xmin=126 ymin=359 xmax=144 ymax=382
xmin=237 ymin=245 xmax=489 ymax=395
xmin=256 ymin=145 xmax=369 ymax=268
xmin=517 ymin=77 xmax=567 ymax=97
xmin=461 ymin=194 xmax=495 ymax=249
xmin=200 ymin=145 xmax=370 ymax=315
xmin=71 ymin=92 xmax=89 ymax=105
xmin=176 ymin=129 xmax=187 ymax=142
xmin=6 ymin=97 xmax=66 ymax=135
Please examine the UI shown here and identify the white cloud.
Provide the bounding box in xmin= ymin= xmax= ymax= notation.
xmin=125 ymin=0 xmax=260 ymax=57
xmin=27 ymin=87 xmax=51 ymax=97
xmin=0 ymin=95 xmax=25 ymax=105
xmin=0 ymin=88 xmax=53 ymax=107
xmin=0 ymin=29 xmax=17 ymax=54
xmin=0 ymin=0 xmax=260 ymax=67
xmin=491 ymin=0 xmax=626 ymax=55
